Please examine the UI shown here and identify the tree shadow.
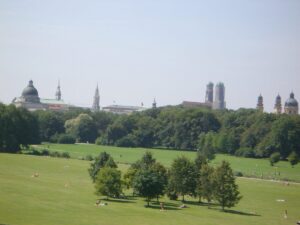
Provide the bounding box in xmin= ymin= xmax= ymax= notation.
xmin=183 ymin=200 xmax=219 ymax=207
xmin=223 ymin=209 xmax=261 ymax=217
xmin=101 ymin=198 xmax=136 ymax=204
xmin=146 ymin=201 xmax=181 ymax=211
xmin=208 ymin=207 xmax=261 ymax=217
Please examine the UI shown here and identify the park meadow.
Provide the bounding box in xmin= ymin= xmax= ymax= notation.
xmin=1 ymin=143 xmax=300 ymax=225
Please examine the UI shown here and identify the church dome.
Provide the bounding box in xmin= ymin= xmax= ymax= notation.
xmin=285 ymin=92 xmax=298 ymax=107
xmin=22 ymin=80 xmax=39 ymax=97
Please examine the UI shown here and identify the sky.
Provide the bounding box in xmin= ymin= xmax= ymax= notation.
xmin=0 ymin=0 xmax=299 ymax=112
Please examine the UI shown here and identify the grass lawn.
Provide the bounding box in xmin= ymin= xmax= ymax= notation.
xmin=36 ymin=143 xmax=300 ymax=182
xmin=1 ymin=153 xmax=300 ymax=225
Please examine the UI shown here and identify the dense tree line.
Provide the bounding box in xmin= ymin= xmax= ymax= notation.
xmin=1 ymin=103 xmax=300 ymax=164
xmin=91 ymin=151 xmax=241 ymax=210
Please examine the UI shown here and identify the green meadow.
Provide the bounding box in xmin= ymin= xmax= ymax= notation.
xmin=37 ymin=143 xmax=300 ymax=182
xmin=1 ymin=152 xmax=300 ymax=225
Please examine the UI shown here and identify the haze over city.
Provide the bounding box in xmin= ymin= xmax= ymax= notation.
xmin=0 ymin=0 xmax=299 ymax=112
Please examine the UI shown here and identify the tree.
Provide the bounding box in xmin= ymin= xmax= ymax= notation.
xmin=197 ymin=164 xmax=215 ymax=204
xmin=88 ymin=152 xmax=117 ymax=182
xmin=269 ymin=152 xmax=280 ymax=166
xmin=197 ymin=132 xmax=217 ymax=161
xmin=34 ymin=111 xmax=64 ymax=141
xmin=124 ymin=152 xmax=167 ymax=200
xmin=65 ymin=113 xmax=97 ymax=143
xmin=132 ymin=168 xmax=163 ymax=207
xmin=95 ymin=167 xmax=122 ymax=199
xmin=214 ymin=161 xmax=242 ymax=210
xmin=287 ymin=151 xmax=299 ymax=167
xmin=0 ymin=104 xmax=40 ymax=153
xmin=168 ymin=156 xmax=197 ymax=201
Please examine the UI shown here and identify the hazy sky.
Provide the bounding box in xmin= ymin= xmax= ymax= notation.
xmin=0 ymin=0 xmax=300 ymax=112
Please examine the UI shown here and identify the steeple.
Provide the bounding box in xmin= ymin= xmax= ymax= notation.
xmin=152 ymin=98 xmax=157 ymax=109
xmin=274 ymin=94 xmax=282 ymax=114
xmin=92 ymin=84 xmax=100 ymax=112
xmin=55 ymin=80 xmax=61 ymax=101
xmin=256 ymin=94 xmax=264 ymax=112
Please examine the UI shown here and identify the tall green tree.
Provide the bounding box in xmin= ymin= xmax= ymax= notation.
xmin=88 ymin=152 xmax=117 ymax=182
xmin=214 ymin=161 xmax=242 ymax=210
xmin=132 ymin=168 xmax=163 ymax=207
xmin=95 ymin=167 xmax=122 ymax=199
xmin=197 ymin=164 xmax=215 ymax=204
xmin=168 ymin=156 xmax=197 ymax=201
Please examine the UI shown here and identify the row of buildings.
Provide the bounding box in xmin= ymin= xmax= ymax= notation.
xmin=256 ymin=93 xmax=299 ymax=115
xmin=11 ymin=80 xmax=298 ymax=115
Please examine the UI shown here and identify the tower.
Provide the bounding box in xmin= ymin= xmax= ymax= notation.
xmin=274 ymin=94 xmax=282 ymax=114
xmin=213 ymin=82 xmax=226 ymax=110
xmin=205 ymin=82 xmax=214 ymax=104
xmin=55 ymin=80 xmax=61 ymax=101
xmin=284 ymin=92 xmax=298 ymax=115
xmin=152 ymin=98 xmax=157 ymax=109
xmin=92 ymin=84 xmax=100 ymax=112
xmin=256 ymin=94 xmax=264 ymax=112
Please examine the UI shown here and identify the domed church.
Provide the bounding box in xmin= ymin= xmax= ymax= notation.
xmin=284 ymin=92 xmax=298 ymax=115
xmin=12 ymin=80 xmax=69 ymax=111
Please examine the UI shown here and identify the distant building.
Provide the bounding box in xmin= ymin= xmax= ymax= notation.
xmin=274 ymin=94 xmax=282 ymax=114
xmin=256 ymin=94 xmax=264 ymax=112
xmin=182 ymin=81 xmax=226 ymax=110
xmin=102 ymin=104 xmax=147 ymax=114
xmin=205 ymin=82 xmax=214 ymax=104
xmin=92 ymin=84 xmax=100 ymax=112
xmin=152 ymin=98 xmax=157 ymax=109
xmin=213 ymin=82 xmax=226 ymax=110
xmin=284 ymin=92 xmax=298 ymax=115
xmin=12 ymin=80 xmax=69 ymax=111
xmin=256 ymin=92 xmax=298 ymax=115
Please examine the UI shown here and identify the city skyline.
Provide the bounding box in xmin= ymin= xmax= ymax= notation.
xmin=0 ymin=0 xmax=300 ymax=112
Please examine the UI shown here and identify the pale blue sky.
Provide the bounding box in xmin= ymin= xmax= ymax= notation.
xmin=0 ymin=0 xmax=299 ymax=111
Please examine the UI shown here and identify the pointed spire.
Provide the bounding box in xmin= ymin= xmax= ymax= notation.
xmin=152 ymin=98 xmax=157 ymax=109
xmin=92 ymin=83 xmax=100 ymax=112
xmin=55 ymin=79 xmax=61 ymax=100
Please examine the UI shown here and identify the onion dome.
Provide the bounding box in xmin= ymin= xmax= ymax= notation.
xmin=285 ymin=92 xmax=298 ymax=107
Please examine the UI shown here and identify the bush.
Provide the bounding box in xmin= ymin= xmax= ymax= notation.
xmin=61 ymin=152 xmax=70 ymax=158
xmin=57 ymin=134 xmax=76 ymax=144
xmin=269 ymin=152 xmax=280 ymax=166
xmin=49 ymin=151 xmax=61 ymax=157
xmin=115 ymin=135 xmax=137 ymax=147
xmin=235 ymin=147 xmax=255 ymax=158
xmin=85 ymin=154 xmax=94 ymax=161
xmin=234 ymin=171 xmax=243 ymax=177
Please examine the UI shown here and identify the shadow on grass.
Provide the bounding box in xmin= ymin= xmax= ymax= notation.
xmin=223 ymin=209 xmax=261 ymax=217
xmin=183 ymin=200 xmax=219 ymax=207
xmin=145 ymin=201 xmax=181 ymax=211
xmin=208 ymin=207 xmax=261 ymax=217
xmin=101 ymin=198 xmax=136 ymax=204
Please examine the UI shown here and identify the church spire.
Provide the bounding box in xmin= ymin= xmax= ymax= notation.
xmin=256 ymin=94 xmax=264 ymax=112
xmin=92 ymin=83 xmax=100 ymax=112
xmin=152 ymin=98 xmax=157 ymax=109
xmin=55 ymin=80 xmax=61 ymax=100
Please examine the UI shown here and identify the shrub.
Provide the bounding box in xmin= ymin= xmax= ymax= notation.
xmin=115 ymin=135 xmax=137 ymax=147
xmin=57 ymin=134 xmax=76 ymax=144
xmin=85 ymin=154 xmax=94 ymax=161
xmin=234 ymin=171 xmax=243 ymax=177
xmin=235 ymin=147 xmax=255 ymax=158
xmin=269 ymin=152 xmax=280 ymax=166
xmin=61 ymin=152 xmax=70 ymax=158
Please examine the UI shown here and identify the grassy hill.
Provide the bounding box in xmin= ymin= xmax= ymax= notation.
xmin=1 ymin=153 xmax=300 ymax=225
xmin=36 ymin=143 xmax=300 ymax=182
